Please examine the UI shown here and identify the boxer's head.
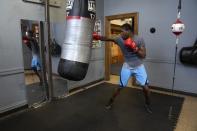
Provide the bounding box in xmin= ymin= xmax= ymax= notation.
xmin=120 ymin=23 xmax=134 ymax=40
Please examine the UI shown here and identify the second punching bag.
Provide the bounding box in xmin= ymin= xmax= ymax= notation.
xmin=58 ymin=0 xmax=96 ymax=81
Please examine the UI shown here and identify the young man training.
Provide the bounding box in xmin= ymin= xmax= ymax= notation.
xmin=93 ymin=23 xmax=152 ymax=113
xmin=23 ymin=30 xmax=42 ymax=85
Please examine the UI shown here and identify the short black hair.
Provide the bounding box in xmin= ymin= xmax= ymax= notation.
xmin=121 ymin=23 xmax=133 ymax=32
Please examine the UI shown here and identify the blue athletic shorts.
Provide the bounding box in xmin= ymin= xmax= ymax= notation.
xmin=119 ymin=63 xmax=148 ymax=88
xmin=31 ymin=55 xmax=41 ymax=71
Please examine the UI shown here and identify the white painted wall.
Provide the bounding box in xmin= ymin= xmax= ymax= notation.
xmin=104 ymin=0 xmax=197 ymax=93
xmin=0 ymin=0 xmax=104 ymax=113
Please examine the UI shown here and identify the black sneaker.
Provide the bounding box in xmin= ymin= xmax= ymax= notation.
xmin=144 ymin=104 xmax=153 ymax=114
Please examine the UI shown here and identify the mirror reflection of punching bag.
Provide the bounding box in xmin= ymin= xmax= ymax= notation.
xmin=58 ymin=0 xmax=96 ymax=81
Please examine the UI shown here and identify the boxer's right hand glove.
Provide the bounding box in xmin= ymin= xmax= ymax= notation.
xmin=124 ymin=38 xmax=138 ymax=52
xmin=93 ymin=32 xmax=102 ymax=40
xmin=22 ymin=36 xmax=30 ymax=45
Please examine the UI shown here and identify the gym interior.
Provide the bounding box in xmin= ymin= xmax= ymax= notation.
xmin=0 ymin=0 xmax=197 ymax=131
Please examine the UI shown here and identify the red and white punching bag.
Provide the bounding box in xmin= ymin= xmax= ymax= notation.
xmin=172 ymin=19 xmax=185 ymax=36
xmin=58 ymin=0 xmax=96 ymax=81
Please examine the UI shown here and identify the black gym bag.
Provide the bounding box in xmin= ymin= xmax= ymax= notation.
xmin=180 ymin=38 xmax=197 ymax=66
xmin=50 ymin=39 xmax=61 ymax=57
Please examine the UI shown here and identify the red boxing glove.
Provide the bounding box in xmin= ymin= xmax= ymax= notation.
xmin=22 ymin=36 xmax=30 ymax=45
xmin=124 ymin=38 xmax=138 ymax=52
xmin=93 ymin=32 xmax=102 ymax=40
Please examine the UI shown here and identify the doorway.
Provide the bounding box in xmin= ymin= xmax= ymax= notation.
xmin=105 ymin=12 xmax=139 ymax=80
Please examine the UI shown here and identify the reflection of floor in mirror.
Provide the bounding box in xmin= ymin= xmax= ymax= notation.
xmin=24 ymin=70 xmax=44 ymax=105
xmin=24 ymin=71 xmax=68 ymax=105
xmin=26 ymin=82 xmax=46 ymax=106
xmin=24 ymin=70 xmax=40 ymax=85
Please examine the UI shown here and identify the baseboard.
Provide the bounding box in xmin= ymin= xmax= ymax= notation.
xmin=0 ymin=101 xmax=28 ymax=118
xmin=69 ymin=78 xmax=105 ymax=93
xmin=0 ymin=68 xmax=24 ymax=77
xmin=150 ymin=85 xmax=197 ymax=97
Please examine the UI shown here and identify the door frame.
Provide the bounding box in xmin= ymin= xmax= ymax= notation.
xmin=104 ymin=12 xmax=139 ymax=80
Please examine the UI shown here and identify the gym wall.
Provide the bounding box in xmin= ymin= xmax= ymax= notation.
xmin=0 ymin=0 xmax=45 ymax=113
xmin=0 ymin=0 xmax=104 ymax=113
xmin=104 ymin=0 xmax=197 ymax=94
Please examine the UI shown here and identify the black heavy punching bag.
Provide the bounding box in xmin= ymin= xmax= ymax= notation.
xmin=58 ymin=0 xmax=96 ymax=81
xmin=180 ymin=39 xmax=197 ymax=66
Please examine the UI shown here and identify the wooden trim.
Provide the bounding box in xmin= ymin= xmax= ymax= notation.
xmin=105 ymin=12 xmax=139 ymax=80
xmin=106 ymin=12 xmax=138 ymax=20
xmin=134 ymin=13 xmax=139 ymax=35
xmin=105 ymin=18 xmax=111 ymax=80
